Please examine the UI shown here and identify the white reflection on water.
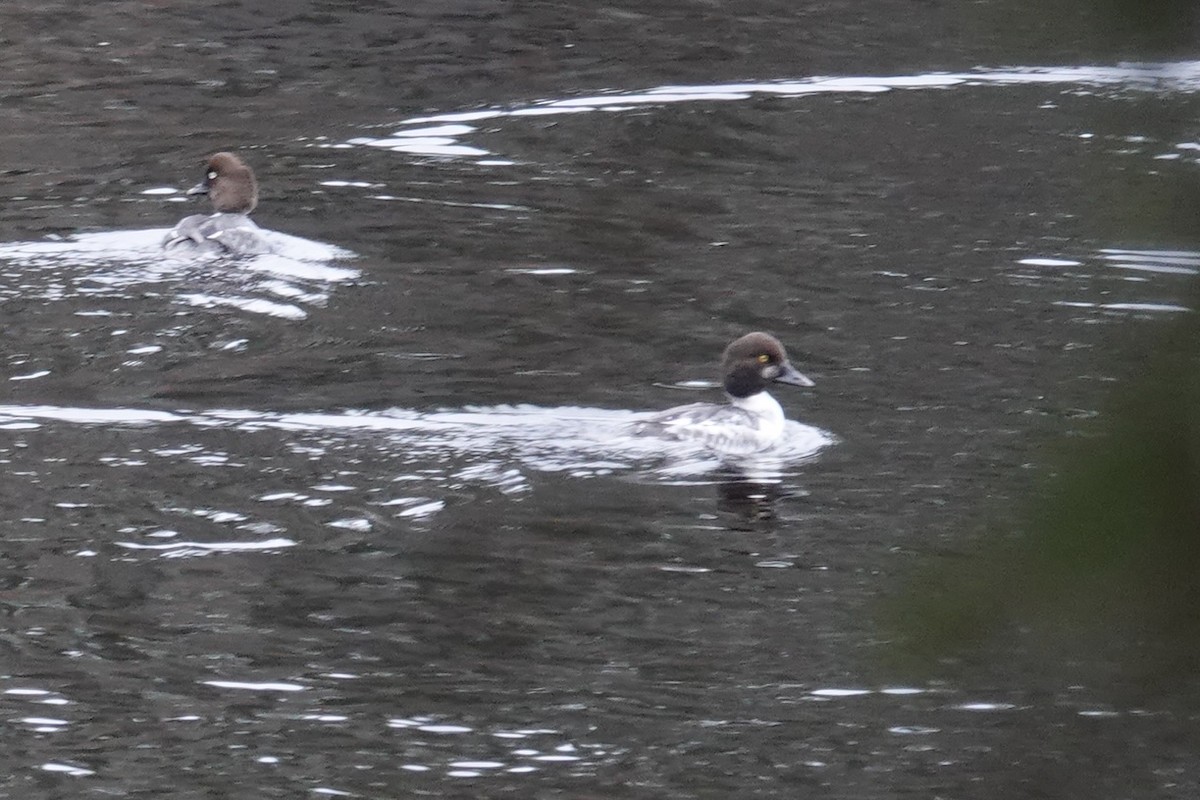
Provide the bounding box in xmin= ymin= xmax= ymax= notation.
xmin=334 ymin=61 xmax=1200 ymax=160
xmin=955 ymin=702 xmax=1017 ymax=711
xmin=0 ymin=402 xmax=833 ymax=492
xmin=40 ymin=763 xmax=95 ymax=777
xmin=1016 ymin=247 xmax=1198 ymax=313
xmin=0 ymin=228 xmax=357 ymax=320
xmin=201 ymin=680 xmax=306 ymax=692
xmin=1053 ymin=301 xmax=1191 ymax=313
xmin=1100 ymin=248 xmax=1200 ymax=275
xmin=380 ymin=716 xmax=609 ymax=779
xmin=114 ymin=537 xmax=298 ymax=556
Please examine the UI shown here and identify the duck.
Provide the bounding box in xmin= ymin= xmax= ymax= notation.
xmin=636 ymin=331 xmax=814 ymax=456
xmin=163 ymin=152 xmax=274 ymax=256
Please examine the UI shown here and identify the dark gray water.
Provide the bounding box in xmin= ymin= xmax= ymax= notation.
xmin=1 ymin=2 xmax=1199 ymax=797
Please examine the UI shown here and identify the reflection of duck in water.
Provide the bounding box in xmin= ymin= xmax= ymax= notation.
xmin=636 ymin=332 xmax=815 ymax=456
xmin=164 ymin=152 xmax=274 ymax=256
xmin=714 ymin=472 xmax=789 ymax=523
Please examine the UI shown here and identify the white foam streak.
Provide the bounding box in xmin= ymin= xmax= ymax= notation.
xmin=179 ymin=293 xmax=308 ymax=320
xmin=0 ymin=229 xmax=357 ymax=322
xmin=114 ymin=538 xmax=297 ymax=552
xmin=0 ymin=405 xmax=186 ymax=425
xmin=0 ymin=403 xmax=834 ymax=483
xmin=1054 ymin=301 xmax=1191 ymax=313
xmin=201 ymin=681 xmax=306 ymax=692
xmin=392 ymin=143 xmax=491 ymax=156
xmin=336 ymin=62 xmax=1200 ymax=160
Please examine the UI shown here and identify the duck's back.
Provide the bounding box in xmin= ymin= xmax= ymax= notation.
xmin=636 ymin=400 xmax=776 ymax=456
xmin=164 ymin=212 xmax=274 ymax=257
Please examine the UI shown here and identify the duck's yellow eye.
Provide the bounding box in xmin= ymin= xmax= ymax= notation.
xmin=207 ymin=171 xmax=218 ymax=180
xmin=757 ymin=354 xmax=770 ymax=364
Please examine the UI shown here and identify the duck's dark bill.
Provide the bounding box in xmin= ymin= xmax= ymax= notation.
xmin=776 ymin=363 xmax=815 ymax=388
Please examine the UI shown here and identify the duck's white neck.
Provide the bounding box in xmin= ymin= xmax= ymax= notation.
xmin=729 ymin=390 xmax=786 ymax=437
xmin=730 ymin=390 xmax=781 ymax=412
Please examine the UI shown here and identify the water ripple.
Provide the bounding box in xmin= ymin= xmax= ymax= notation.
xmin=1014 ymin=246 xmax=1198 ymax=314
xmin=0 ymin=229 xmax=357 ymax=321
xmin=0 ymin=403 xmax=834 ymax=497
xmin=333 ymin=61 xmax=1200 ymax=161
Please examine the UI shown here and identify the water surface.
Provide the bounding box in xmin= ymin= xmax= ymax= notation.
xmin=1 ymin=2 xmax=1199 ymax=798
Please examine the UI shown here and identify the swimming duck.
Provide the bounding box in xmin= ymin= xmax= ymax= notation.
xmin=636 ymin=331 xmax=814 ymax=455
xmin=164 ymin=151 xmax=273 ymax=256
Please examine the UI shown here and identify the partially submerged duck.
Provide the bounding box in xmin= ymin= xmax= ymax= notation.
xmin=164 ymin=152 xmax=274 ymax=256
